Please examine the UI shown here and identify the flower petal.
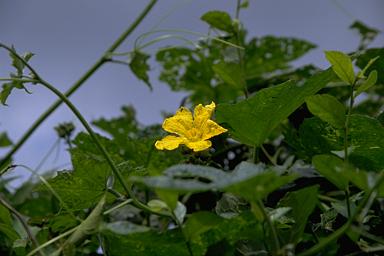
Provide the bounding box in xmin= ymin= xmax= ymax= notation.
xmin=162 ymin=107 xmax=193 ymax=137
xmin=185 ymin=140 xmax=212 ymax=152
xmin=193 ymin=102 xmax=215 ymax=128
xmin=155 ymin=135 xmax=185 ymax=150
xmin=202 ymin=120 xmax=228 ymax=140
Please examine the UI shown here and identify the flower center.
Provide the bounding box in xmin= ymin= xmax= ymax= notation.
xmin=186 ymin=127 xmax=202 ymax=142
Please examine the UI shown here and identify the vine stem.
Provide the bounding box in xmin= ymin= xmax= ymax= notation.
xmin=234 ymin=0 xmax=248 ymax=98
xmin=256 ymin=200 xmax=280 ymax=255
xmin=36 ymin=78 xmax=169 ymax=217
xmin=1 ymin=43 xmax=170 ymax=218
xmin=172 ymin=211 xmax=194 ymax=256
xmin=0 ymin=195 xmax=45 ymax=256
xmin=0 ymin=0 xmax=157 ymax=168
xmin=343 ymin=79 xmax=357 ymax=218
xmin=298 ymin=171 xmax=384 ymax=256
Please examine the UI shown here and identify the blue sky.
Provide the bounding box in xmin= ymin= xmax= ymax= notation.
xmin=0 ymin=0 xmax=383 ymax=183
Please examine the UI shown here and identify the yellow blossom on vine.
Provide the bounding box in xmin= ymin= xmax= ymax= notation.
xmin=155 ymin=102 xmax=227 ymax=152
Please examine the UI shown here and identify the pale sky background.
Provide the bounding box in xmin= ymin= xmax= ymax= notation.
xmin=0 ymin=0 xmax=383 ymax=184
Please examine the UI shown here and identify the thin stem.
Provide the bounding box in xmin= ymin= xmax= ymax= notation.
xmin=0 ymin=77 xmax=37 ymax=83
xmin=234 ymin=0 xmax=248 ymax=98
xmin=36 ymin=78 xmax=166 ymax=216
xmin=260 ymin=145 xmax=277 ymax=166
xmin=298 ymin=171 xmax=384 ymax=256
xmin=26 ymin=227 xmax=78 ymax=256
xmin=235 ymin=0 xmax=241 ymax=20
xmin=34 ymin=138 xmax=61 ymax=171
xmin=0 ymin=195 xmax=44 ymax=256
xmin=133 ymin=28 xmax=244 ymax=51
xmin=0 ymin=0 xmax=158 ymax=169
xmin=103 ymin=199 xmax=133 ymax=215
xmin=172 ymin=212 xmax=194 ymax=256
xmin=343 ymin=80 xmax=357 ymax=218
xmin=1 ymin=40 xmax=168 ymax=218
xmin=16 ymin=164 xmax=78 ymax=221
xmin=252 ymin=146 xmax=259 ymax=163
xmin=107 ymin=188 xmax=124 ymax=199
xmin=257 ymin=200 xmax=280 ymax=255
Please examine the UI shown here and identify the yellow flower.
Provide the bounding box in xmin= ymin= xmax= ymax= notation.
xmin=155 ymin=102 xmax=227 ymax=152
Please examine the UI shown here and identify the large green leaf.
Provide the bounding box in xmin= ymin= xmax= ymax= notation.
xmin=47 ymin=134 xmax=113 ymax=211
xmin=245 ymin=37 xmax=316 ymax=79
xmin=216 ymin=69 xmax=335 ymax=146
xmin=184 ymin=211 xmax=262 ymax=255
xmin=278 ymin=186 xmax=319 ymax=244
xmin=0 ymin=204 xmax=19 ymax=247
xmin=305 ymin=94 xmax=346 ymax=128
xmin=312 ymin=155 xmax=348 ymax=190
xmin=213 ymin=61 xmax=245 ymax=90
xmin=348 ymin=114 xmax=384 ymax=171
xmin=131 ymin=162 xmax=296 ymax=202
xmin=102 ymin=225 xmax=190 ymax=256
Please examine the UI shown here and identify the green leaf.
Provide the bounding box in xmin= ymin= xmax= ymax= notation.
xmin=0 ymin=223 xmax=19 ymax=244
xmin=0 ymin=132 xmax=12 ymax=147
xmin=213 ymin=61 xmax=245 ymax=89
xmin=47 ymin=134 xmax=113 ymax=211
xmin=312 ymin=154 xmax=348 ymax=190
xmin=132 ymin=162 xmax=296 ymax=202
xmin=356 ymin=48 xmax=384 ymax=84
xmin=357 ymin=56 xmax=379 ymax=79
xmin=245 ymin=37 xmax=316 ymax=79
xmin=173 ymin=202 xmax=187 ymax=224
xmin=240 ymin=0 xmax=249 ymax=8
xmin=147 ymin=199 xmax=169 ymax=212
xmin=348 ymin=114 xmax=384 ymax=171
xmin=0 ymin=80 xmax=30 ymax=106
xmin=344 ymin=169 xmax=384 ymax=197
xmin=155 ymin=189 xmax=178 ymax=210
xmin=355 ymin=70 xmax=377 ymax=96
xmin=129 ymin=51 xmax=152 ymax=89
xmin=350 ymin=21 xmax=380 ymax=50
xmin=0 ymin=83 xmax=12 ymax=105
xmin=278 ymin=186 xmax=319 ymax=243
xmin=224 ymin=162 xmax=297 ymax=202
xmin=66 ymin=194 xmax=106 ymax=245
xmin=325 ymin=50 xmax=355 ymax=85
xmin=201 ymin=11 xmax=233 ymax=33
xmin=216 ymin=69 xmax=335 ymax=146
xmin=102 ymin=227 xmax=190 ymax=256
xmin=305 ymin=94 xmax=346 ymax=128
xmin=295 ymin=117 xmax=343 ymax=158
xmin=184 ymin=211 xmax=261 ymax=255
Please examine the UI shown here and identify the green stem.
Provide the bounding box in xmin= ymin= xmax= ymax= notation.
xmin=172 ymin=212 xmax=193 ymax=256
xmin=343 ymin=80 xmax=357 ymax=218
xmin=257 ymin=200 xmax=280 ymax=255
xmin=0 ymin=195 xmax=44 ymax=256
xmin=2 ymin=38 xmax=170 ymax=218
xmin=0 ymin=77 xmax=37 ymax=83
xmin=26 ymin=227 xmax=78 ymax=256
xmin=298 ymin=171 xmax=384 ymax=256
xmin=16 ymin=164 xmax=78 ymax=221
xmin=36 ymin=78 xmax=167 ymax=216
xmin=234 ymin=0 xmax=248 ymax=98
xmin=252 ymin=146 xmax=259 ymax=163
xmin=0 ymin=0 xmax=157 ymax=168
